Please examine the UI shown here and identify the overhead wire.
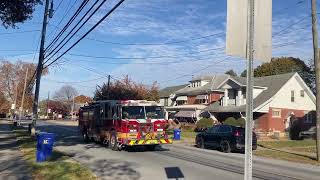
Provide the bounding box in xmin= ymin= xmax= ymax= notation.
xmin=0 ymin=30 xmax=40 ymax=35
xmin=44 ymin=0 xmax=127 ymax=69
xmin=84 ymin=32 xmax=225 ymax=46
xmin=46 ymin=0 xmax=78 ymax=38
xmin=45 ymin=0 xmax=89 ymax=53
xmin=44 ymin=0 xmax=103 ymax=60
xmin=66 ymin=47 xmax=225 ymax=60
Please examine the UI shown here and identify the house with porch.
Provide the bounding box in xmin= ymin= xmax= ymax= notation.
xmin=159 ymin=84 xmax=187 ymax=107
xmin=204 ymin=72 xmax=316 ymax=134
xmin=161 ymin=72 xmax=316 ymax=135
xmin=164 ymin=75 xmax=229 ymax=122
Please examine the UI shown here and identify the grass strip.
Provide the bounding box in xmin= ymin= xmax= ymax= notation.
xmin=254 ymin=149 xmax=319 ymax=166
xmin=13 ymin=127 xmax=97 ymax=180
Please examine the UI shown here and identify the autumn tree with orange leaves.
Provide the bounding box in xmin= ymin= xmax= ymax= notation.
xmin=0 ymin=60 xmax=48 ymax=114
xmin=94 ymin=76 xmax=159 ymax=101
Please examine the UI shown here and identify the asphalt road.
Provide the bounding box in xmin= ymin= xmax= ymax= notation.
xmin=35 ymin=120 xmax=320 ymax=180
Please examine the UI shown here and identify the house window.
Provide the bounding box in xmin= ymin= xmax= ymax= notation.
xmin=199 ymin=99 xmax=208 ymax=104
xmin=300 ymin=90 xmax=304 ymax=97
xmin=291 ymin=91 xmax=295 ymax=102
xmin=272 ymin=109 xmax=281 ymax=118
xmin=304 ymin=111 xmax=313 ymax=123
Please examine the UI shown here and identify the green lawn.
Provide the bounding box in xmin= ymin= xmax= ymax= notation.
xmin=13 ymin=127 xmax=97 ymax=180
xmin=167 ymin=129 xmax=197 ymax=140
xmin=254 ymin=149 xmax=319 ymax=165
xmin=258 ymin=140 xmax=316 ymax=149
xmin=256 ymin=140 xmax=318 ymax=165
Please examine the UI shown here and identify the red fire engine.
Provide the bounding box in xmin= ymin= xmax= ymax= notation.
xmin=79 ymin=100 xmax=172 ymax=151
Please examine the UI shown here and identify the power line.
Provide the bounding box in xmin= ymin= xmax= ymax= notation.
xmin=66 ymin=47 xmax=224 ymax=60
xmin=273 ymin=0 xmax=306 ymax=15
xmin=43 ymin=76 xmax=106 ymax=83
xmin=47 ymin=0 xmax=65 ymax=24
xmin=84 ymin=32 xmax=225 ymax=46
xmin=45 ymin=0 xmax=89 ymax=53
xmin=0 ymin=49 xmax=35 ymax=52
xmin=159 ymin=57 xmax=234 ymax=84
xmin=44 ymin=0 xmax=103 ymax=60
xmin=63 ymin=53 xmax=227 ymax=65
xmin=0 ymin=53 xmax=36 ymax=57
xmin=44 ymin=0 xmax=127 ymax=69
xmin=272 ymin=15 xmax=310 ymax=37
xmin=47 ymin=0 xmax=78 ymax=39
xmin=46 ymin=21 xmax=225 ymax=46
xmin=0 ymin=30 xmax=40 ymax=35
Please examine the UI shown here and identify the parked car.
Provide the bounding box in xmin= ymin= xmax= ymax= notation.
xmin=299 ymin=126 xmax=316 ymax=140
xmin=195 ymin=125 xmax=257 ymax=153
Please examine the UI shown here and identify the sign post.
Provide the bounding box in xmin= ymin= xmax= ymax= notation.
xmin=244 ymin=1 xmax=255 ymax=179
xmin=226 ymin=0 xmax=272 ymax=179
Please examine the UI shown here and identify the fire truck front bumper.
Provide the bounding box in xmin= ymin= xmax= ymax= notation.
xmin=126 ymin=139 xmax=173 ymax=146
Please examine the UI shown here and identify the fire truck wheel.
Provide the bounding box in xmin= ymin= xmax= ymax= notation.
xmin=145 ymin=145 xmax=157 ymax=151
xmin=109 ymin=132 xmax=119 ymax=151
xmin=82 ymin=131 xmax=89 ymax=143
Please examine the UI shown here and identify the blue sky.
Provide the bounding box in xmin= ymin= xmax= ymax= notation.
xmin=0 ymin=0 xmax=318 ymax=99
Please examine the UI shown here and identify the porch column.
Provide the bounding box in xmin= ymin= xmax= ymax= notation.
xmin=223 ymin=89 xmax=229 ymax=106
xmin=237 ymin=90 xmax=243 ymax=106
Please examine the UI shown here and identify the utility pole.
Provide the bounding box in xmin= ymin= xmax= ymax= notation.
xmin=46 ymin=91 xmax=50 ymax=119
xmin=19 ymin=68 xmax=29 ymax=125
xmin=31 ymin=0 xmax=52 ymax=135
xmin=12 ymin=83 xmax=18 ymax=121
xmin=71 ymin=95 xmax=75 ymax=120
xmin=107 ymin=75 xmax=111 ymax=98
xmin=311 ymin=0 xmax=320 ymax=162
xmin=245 ymin=0 xmax=255 ymax=179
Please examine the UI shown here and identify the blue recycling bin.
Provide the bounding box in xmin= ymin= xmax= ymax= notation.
xmin=173 ymin=129 xmax=181 ymax=140
xmin=36 ymin=132 xmax=55 ymax=162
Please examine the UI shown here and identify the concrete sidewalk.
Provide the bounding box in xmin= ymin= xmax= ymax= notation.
xmin=0 ymin=120 xmax=32 ymax=180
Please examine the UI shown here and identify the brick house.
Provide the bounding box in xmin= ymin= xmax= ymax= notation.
xmin=160 ymin=73 xmax=315 ymax=134
xmin=162 ymin=75 xmax=230 ymax=122
xmin=204 ymin=72 xmax=316 ymax=134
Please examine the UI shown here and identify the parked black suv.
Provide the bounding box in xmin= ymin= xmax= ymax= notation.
xmin=195 ymin=125 xmax=257 ymax=153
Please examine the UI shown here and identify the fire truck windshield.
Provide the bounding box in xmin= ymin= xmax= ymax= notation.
xmin=145 ymin=106 xmax=164 ymax=119
xmin=122 ymin=106 xmax=145 ymax=119
xmin=122 ymin=106 xmax=165 ymax=119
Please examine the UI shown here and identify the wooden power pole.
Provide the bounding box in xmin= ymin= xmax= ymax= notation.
xmin=19 ymin=68 xmax=28 ymax=125
xmin=311 ymin=0 xmax=320 ymax=162
xmin=31 ymin=0 xmax=51 ymax=135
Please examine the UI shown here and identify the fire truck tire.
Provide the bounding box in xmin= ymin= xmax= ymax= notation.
xmin=145 ymin=145 xmax=157 ymax=151
xmin=109 ymin=132 xmax=119 ymax=151
xmin=82 ymin=130 xmax=89 ymax=143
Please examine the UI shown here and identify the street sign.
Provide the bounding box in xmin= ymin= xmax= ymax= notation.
xmin=11 ymin=104 xmax=15 ymax=110
xmin=226 ymin=0 xmax=272 ymax=62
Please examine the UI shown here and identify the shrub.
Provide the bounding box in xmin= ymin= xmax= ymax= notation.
xmin=224 ymin=117 xmax=245 ymax=127
xmin=289 ymin=119 xmax=303 ymax=140
xmin=196 ymin=118 xmax=214 ymax=131
xmin=237 ymin=118 xmax=246 ymax=128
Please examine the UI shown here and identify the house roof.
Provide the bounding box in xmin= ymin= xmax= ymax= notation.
xmin=175 ymin=75 xmax=229 ymax=96
xmin=159 ymin=84 xmax=187 ymax=98
xmin=190 ymin=75 xmax=214 ymax=82
xmin=205 ymin=72 xmax=296 ymax=112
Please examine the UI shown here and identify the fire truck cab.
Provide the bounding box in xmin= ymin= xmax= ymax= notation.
xmin=79 ymin=100 xmax=172 ymax=151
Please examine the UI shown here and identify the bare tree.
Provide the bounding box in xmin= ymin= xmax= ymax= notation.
xmin=53 ymin=85 xmax=78 ymax=102
xmin=0 ymin=60 xmax=47 ymax=113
